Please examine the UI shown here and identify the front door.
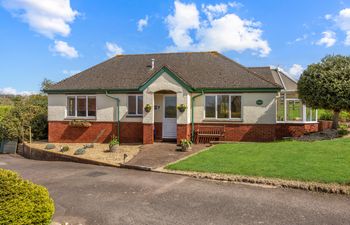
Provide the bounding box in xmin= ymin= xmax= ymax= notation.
xmin=163 ymin=95 xmax=177 ymax=139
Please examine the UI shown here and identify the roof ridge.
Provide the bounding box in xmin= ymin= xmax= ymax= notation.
xmin=215 ymin=53 xmax=282 ymax=88
xmin=114 ymin=51 xmax=219 ymax=57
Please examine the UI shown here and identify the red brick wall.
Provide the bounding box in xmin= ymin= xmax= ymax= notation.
xmin=194 ymin=123 xmax=319 ymax=142
xmin=275 ymin=123 xmax=319 ymax=139
xmin=143 ymin=124 xmax=154 ymax=144
xmin=154 ymin=122 xmax=162 ymax=141
xmin=48 ymin=121 xmax=143 ymax=143
xmin=177 ymin=124 xmax=191 ymax=144
xmin=318 ymin=120 xmax=333 ymax=131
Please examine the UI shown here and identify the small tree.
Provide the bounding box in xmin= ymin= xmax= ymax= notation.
xmin=40 ymin=78 xmax=55 ymax=92
xmin=298 ymin=55 xmax=350 ymax=129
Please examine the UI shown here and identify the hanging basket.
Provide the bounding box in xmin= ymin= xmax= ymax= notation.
xmin=177 ymin=104 xmax=187 ymax=113
xmin=144 ymin=104 xmax=152 ymax=113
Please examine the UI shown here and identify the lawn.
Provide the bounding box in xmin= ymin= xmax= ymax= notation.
xmin=167 ymin=138 xmax=350 ymax=184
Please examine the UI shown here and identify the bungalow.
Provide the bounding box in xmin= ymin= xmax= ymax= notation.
xmin=45 ymin=52 xmax=318 ymax=144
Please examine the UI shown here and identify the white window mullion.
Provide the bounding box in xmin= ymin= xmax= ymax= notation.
xmin=85 ymin=96 xmax=88 ymax=118
xmin=283 ymin=93 xmax=287 ymax=122
xmin=75 ymin=96 xmax=77 ymax=117
xmin=229 ymin=95 xmax=232 ymax=119
xmin=215 ymin=95 xmax=218 ymax=119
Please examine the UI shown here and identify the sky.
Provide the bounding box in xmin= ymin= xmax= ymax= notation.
xmin=0 ymin=0 xmax=349 ymax=94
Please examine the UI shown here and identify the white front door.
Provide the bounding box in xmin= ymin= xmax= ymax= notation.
xmin=163 ymin=95 xmax=177 ymax=139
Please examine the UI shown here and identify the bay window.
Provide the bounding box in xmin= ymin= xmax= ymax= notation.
xmin=67 ymin=96 xmax=96 ymax=118
xmin=205 ymin=95 xmax=242 ymax=120
xmin=128 ymin=95 xmax=143 ymax=115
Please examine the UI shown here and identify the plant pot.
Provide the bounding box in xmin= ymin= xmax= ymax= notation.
xmin=109 ymin=145 xmax=118 ymax=152
xmin=181 ymin=145 xmax=192 ymax=152
xmin=178 ymin=108 xmax=186 ymax=113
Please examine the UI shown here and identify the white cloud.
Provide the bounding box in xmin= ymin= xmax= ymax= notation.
xmin=50 ymin=40 xmax=79 ymax=58
xmin=0 ymin=87 xmax=36 ymax=96
xmin=325 ymin=14 xmax=332 ymax=20
xmin=202 ymin=2 xmax=242 ymax=21
xmin=288 ymin=64 xmax=304 ymax=80
xmin=316 ymin=31 xmax=336 ymax=47
xmin=165 ymin=1 xmax=270 ymax=57
xmin=337 ymin=8 xmax=350 ymax=45
xmin=105 ymin=42 xmax=124 ymax=58
xmin=137 ymin=15 xmax=149 ymax=32
xmin=166 ymin=1 xmax=200 ymax=50
xmin=2 ymin=0 xmax=78 ymax=38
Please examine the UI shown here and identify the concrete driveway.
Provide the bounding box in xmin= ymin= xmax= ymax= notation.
xmin=1 ymin=155 xmax=350 ymax=225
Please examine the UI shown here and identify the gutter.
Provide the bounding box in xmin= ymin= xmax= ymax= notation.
xmin=105 ymin=92 xmax=120 ymax=142
xmin=191 ymin=90 xmax=204 ymax=142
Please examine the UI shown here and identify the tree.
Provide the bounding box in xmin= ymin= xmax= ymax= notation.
xmin=298 ymin=55 xmax=350 ymax=129
xmin=0 ymin=95 xmax=48 ymax=141
xmin=40 ymin=78 xmax=55 ymax=92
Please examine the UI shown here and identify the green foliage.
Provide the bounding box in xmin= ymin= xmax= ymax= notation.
xmin=40 ymin=79 xmax=55 ymax=92
xmin=298 ymin=55 xmax=350 ymax=111
xmin=0 ymin=95 xmax=48 ymax=141
xmin=318 ymin=109 xmax=333 ymax=121
xmin=0 ymin=169 xmax=54 ymax=224
xmin=180 ymin=139 xmax=192 ymax=147
xmin=109 ymin=136 xmax=119 ymax=149
xmin=0 ymin=105 xmax=12 ymax=121
xmin=318 ymin=109 xmax=350 ymax=121
xmin=338 ymin=124 xmax=349 ymax=136
xmin=167 ymin=139 xmax=350 ymax=184
xmin=74 ymin=148 xmax=86 ymax=155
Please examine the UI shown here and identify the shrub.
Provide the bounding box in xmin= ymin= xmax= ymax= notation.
xmin=68 ymin=120 xmax=91 ymax=128
xmin=318 ymin=109 xmax=333 ymax=121
xmin=74 ymin=148 xmax=86 ymax=155
xmin=338 ymin=124 xmax=349 ymax=136
xmin=109 ymin=136 xmax=119 ymax=149
xmin=0 ymin=169 xmax=54 ymax=225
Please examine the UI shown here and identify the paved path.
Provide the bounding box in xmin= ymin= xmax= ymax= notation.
xmin=125 ymin=143 xmax=207 ymax=169
xmin=1 ymin=154 xmax=350 ymax=225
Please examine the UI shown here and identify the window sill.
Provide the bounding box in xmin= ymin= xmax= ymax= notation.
xmin=203 ymin=119 xmax=243 ymax=123
xmin=276 ymin=121 xmax=318 ymax=124
xmin=126 ymin=115 xmax=143 ymax=118
xmin=64 ymin=117 xmax=97 ymax=121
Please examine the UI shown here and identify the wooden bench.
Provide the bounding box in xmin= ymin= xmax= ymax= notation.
xmin=195 ymin=125 xmax=225 ymax=144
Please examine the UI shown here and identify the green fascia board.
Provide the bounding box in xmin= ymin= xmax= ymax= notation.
xmin=138 ymin=66 xmax=194 ymax=92
xmin=192 ymin=88 xmax=281 ymax=93
xmin=44 ymin=88 xmax=142 ymax=94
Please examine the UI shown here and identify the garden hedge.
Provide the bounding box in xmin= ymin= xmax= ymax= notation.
xmin=0 ymin=169 xmax=55 ymax=225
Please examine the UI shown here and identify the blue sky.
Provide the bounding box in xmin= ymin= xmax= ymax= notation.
xmin=0 ymin=0 xmax=349 ymax=94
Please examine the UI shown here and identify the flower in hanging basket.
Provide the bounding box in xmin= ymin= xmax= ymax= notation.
xmin=177 ymin=104 xmax=187 ymax=113
xmin=144 ymin=104 xmax=152 ymax=113
xmin=68 ymin=120 xmax=92 ymax=128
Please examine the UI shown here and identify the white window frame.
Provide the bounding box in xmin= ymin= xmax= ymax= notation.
xmin=276 ymin=92 xmax=318 ymax=123
xmin=66 ymin=95 xmax=97 ymax=119
xmin=204 ymin=94 xmax=242 ymax=121
xmin=127 ymin=94 xmax=143 ymax=116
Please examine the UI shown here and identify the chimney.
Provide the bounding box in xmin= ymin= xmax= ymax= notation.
xmin=151 ymin=59 xmax=155 ymax=70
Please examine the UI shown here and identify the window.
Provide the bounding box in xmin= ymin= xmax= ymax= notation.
xmin=276 ymin=96 xmax=285 ymax=122
xmin=67 ymin=96 xmax=96 ymax=118
xmin=205 ymin=95 xmax=242 ymax=120
xmin=276 ymin=92 xmax=318 ymax=123
xmin=128 ymin=95 xmax=143 ymax=115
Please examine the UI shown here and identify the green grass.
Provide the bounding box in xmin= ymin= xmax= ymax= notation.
xmin=167 ymin=139 xmax=350 ymax=184
xmin=0 ymin=105 xmax=11 ymax=121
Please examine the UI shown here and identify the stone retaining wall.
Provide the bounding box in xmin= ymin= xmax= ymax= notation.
xmin=18 ymin=143 xmax=117 ymax=167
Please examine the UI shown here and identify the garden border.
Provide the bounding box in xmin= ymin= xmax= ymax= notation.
xmin=18 ymin=143 xmax=119 ymax=168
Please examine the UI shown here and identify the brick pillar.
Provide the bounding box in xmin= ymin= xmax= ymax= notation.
xmin=177 ymin=124 xmax=191 ymax=144
xmin=143 ymin=124 xmax=154 ymax=144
